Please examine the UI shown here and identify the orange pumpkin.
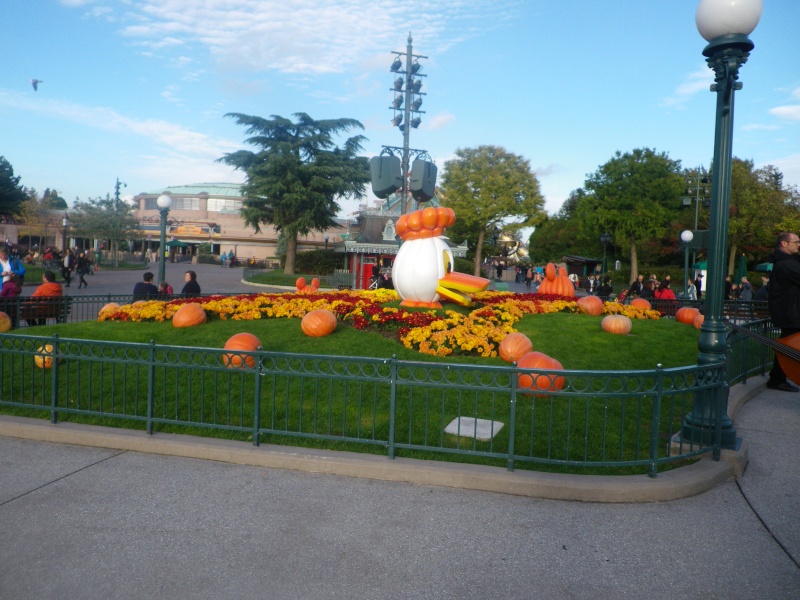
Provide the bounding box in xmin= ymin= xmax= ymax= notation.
xmin=693 ymin=313 xmax=705 ymax=329
xmin=301 ymin=309 xmax=337 ymax=337
xmin=517 ymin=351 xmax=566 ymax=395
xmin=601 ymin=314 xmax=632 ymax=335
xmin=34 ymin=344 xmax=60 ymax=369
xmin=576 ymin=295 xmax=604 ymax=316
xmin=421 ymin=206 xmax=438 ymax=229
xmin=630 ymin=298 xmax=651 ymax=310
xmin=676 ymin=307 xmax=700 ymax=325
xmin=498 ymin=332 xmax=533 ymax=363
xmin=545 ymin=263 xmax=557 ymax=281
xmin=173 ymin=303 xmax=207 ymax=328
xmin=222 ymin=332 xmax=262 ymax=369
xmin=0 ymin=311 xmax=12 ymax=333
xmin=99 ymin=302 xmax=120 ymax=317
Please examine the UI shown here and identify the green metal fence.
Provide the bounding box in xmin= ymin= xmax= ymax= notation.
xmin=0 ymin=295 xmax=777 ymax=477
xmin=0 ymin=329 xmax=753 ymax=477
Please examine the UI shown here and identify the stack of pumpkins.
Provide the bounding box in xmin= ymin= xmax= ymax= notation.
xmin=498 ymin=332 xmax=566 ymax=395
xmin=536 ymin=263 xmax=575 ymax=297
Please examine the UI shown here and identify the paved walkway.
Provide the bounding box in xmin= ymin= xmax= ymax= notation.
xmin=0 ymin=378 xmax=798 ymax=599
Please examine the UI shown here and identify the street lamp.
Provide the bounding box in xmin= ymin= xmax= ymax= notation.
xmin=61 ymin=212 xmax=69 ymax=253
xmin=324 ymin=234 xmax=329 ymax=251
xmin=156 ymin=193 xmax=173 ymax=285
xmin=680 ymin=230 xmax=694 ymax=298
xmin=599 ymin=233 xmax=612 ymax=275
xmin=684 ymin=0 xmax=762 ymax=449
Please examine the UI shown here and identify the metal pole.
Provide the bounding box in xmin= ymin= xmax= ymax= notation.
xmin=402 ymin=33 xmax=413 ymax=214
xmin=683 ymin=243 xmax=689 ymax=298
xmin=684 ymin=33 xmax=754 ymax=449
xmin=158 ymin=208 xmax=168 ymax=285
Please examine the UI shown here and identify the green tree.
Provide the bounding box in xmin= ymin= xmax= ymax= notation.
xmin=440 ymin=145 xmax=546 ymax=276
xmin=529 ymin=189 xmax=599 ymax=264
xmin=18 ymin=190 xmax=62 ymax=249
xmin=219 ymin=113 xmax=370 ymax=274
xmin=725 ymin=159 xmax=800 ymax=272
xmin=0 ymin=156 xmax=28 ymax=215
xmin=575 ymin=148 xmax=684 ymax=281
xmin=41 ymin=188 xmax=68 ymax=210
xmin=69 ymin=194 xmax=141 ymax=267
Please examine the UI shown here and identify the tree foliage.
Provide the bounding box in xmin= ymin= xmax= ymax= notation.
xmin=440 ymin=145 xmax=545 ymax=275
xmin=725 ymin=158 xmax=800 ymax=273
xmin=0 ymin=156 xmax=28 ymax=215
xmin=574 ymin=148 xmax=684 ymax=280
xmin=219 ymin=112 xmax=370 ymax=274
xmin=69 ymin=195 xmax=141 ymax=266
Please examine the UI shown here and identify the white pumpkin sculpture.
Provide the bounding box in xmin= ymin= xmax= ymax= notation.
xmin=393 ymin=206 xmax=490 ymax=308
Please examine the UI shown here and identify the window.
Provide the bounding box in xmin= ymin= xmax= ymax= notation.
xmin=207 ymin=198 xmax=242 ymax=213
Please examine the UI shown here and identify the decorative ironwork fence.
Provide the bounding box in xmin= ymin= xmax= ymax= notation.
xmin=0 ymin=298 xmax=776 ymax=477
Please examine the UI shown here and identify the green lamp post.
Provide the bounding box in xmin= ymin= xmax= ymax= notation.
xmin=156 ymin=193 xmax=172 ymax=285
xmin=599 ymin=233 xmax=612 ymax=276
xmin=683 ymin=0 xmax=762 ymax=448
xmin=681 ymin=230 xmax=693 ymax=298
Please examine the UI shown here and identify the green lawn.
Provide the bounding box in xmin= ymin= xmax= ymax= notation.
xmin=1 ymin=311 xmax=703 ymax=475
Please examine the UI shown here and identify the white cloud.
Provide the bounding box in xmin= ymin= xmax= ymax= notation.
xmin=0 ymin=91 xmax=239 ymax=161
xmin=770 ymin=105 xmax=800 ymax=122
xmin=68 ymin=0 xmax=518 ymax=75
xmin=768 ymin=154 xmax=800 ymax=189
xmin=742 ymin=123 xmax=780 ymax=131
xmin=661 ymin=66 xmax=713 ymax=109
xmin=427 ymin=112 xmax=455 ymax=130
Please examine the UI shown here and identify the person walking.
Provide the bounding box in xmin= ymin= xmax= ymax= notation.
xmin=61 ymin=250 xmax=74 ymax=287
xmin=525 ymin=266 xmax=534 ymax=289
xmin=766 ymin=232 xmax=800 ymax=392
xmin=76 ymin=252 xmax=89 ymax=289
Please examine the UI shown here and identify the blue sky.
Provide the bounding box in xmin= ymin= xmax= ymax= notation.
xmin=2 ymin=0 xmax=798 ymax=217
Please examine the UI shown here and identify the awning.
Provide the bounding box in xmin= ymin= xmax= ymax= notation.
xmin=756 ymin=262 xmax=773 ymax=272
xmin=166 ymin=240 xmax=189 ymax=248
xmin=691 ymin=261 xmax=707 ymax=270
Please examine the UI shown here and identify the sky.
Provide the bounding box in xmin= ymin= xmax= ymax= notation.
xmin=1 ymin=0 xmax=798 ymax=219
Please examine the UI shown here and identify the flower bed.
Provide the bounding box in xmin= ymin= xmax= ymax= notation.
xmin=98 ymin=290 xmax=660 ymax=358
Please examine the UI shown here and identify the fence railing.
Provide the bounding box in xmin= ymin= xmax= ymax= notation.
xmin=0 ymin=296 xmax=776 ymax=477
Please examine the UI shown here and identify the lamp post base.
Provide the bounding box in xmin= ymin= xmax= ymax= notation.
xmin=682 ymin=386 xmax=738 ymax=449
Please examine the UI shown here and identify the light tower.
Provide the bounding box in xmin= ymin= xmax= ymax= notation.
xmin=370 ymin=33 xmax=436 ymax=214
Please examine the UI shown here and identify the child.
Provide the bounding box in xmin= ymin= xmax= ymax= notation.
xmin=159 ymin=281 xmax=173 ymax=295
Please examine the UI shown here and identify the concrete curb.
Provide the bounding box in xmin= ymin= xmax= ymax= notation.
xmin=0 ymin=406 xmax=743 ymax=503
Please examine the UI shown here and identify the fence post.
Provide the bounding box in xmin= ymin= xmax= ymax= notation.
xmin=388 ymin=355 xmax=397 ymax=459
xmin=147 ymin=339 xmax=155 ymax=435
xmin=507 ymin=363 xmax=518 ymax=471
xmin=252 ymin=349 xmax=263 ymax=447
xmin=50 ymin=334 xmax=60 ymax=424
xmin=648 ymin=364 xmax=664 ymax=478
xmin=713 ymin=365 xmax=726 ymax=462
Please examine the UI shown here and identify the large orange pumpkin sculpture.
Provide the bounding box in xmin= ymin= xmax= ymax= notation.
xmin=498 ymin=332 xmax=533 ymax=363
xmin=222 ymin=333 xmax=262 ymax=369
xmin=517 ymin=351 xmax=566 ymax=395
xmin=173 ymin=303 xmax=207 ymax=328
xmin=301 ymin=309 xmax=337 ymax=337
xmin=537 ymin=263 xmax=575 ymax=297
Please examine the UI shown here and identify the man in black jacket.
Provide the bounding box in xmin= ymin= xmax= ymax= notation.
xmin=767 ymin=232 xmax=800 ymax=391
